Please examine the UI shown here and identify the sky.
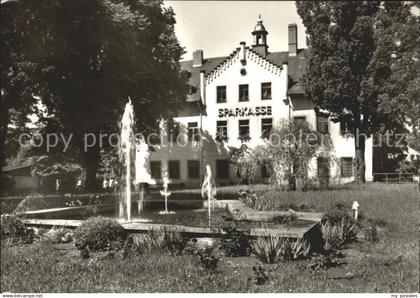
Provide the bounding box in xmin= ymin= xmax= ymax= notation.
xmin=163 ymin=1 xmax=307 ymax=61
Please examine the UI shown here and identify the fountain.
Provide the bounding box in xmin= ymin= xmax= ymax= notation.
xmin=135 ymin=141 xmax=152 ymax=215
xmin=201 ymin=165 xmax=217 ymax=227
xmin=158 ymin=177 xmax=175 ymax=214
xmin=118 ymin=99 xmax=136 ymax=221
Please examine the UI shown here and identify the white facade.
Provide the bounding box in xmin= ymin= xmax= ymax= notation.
xmin=144 ymin=20 xmax=373 ymax=186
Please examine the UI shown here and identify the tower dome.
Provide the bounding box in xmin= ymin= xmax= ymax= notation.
xmin=253 ymin=16 xmax=267 ymax=32
xmin=251 ymin=15 xmax=268 ymax=56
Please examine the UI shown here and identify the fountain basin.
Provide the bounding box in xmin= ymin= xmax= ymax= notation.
xmin=20 ymin=199 xmax=323 ymax=245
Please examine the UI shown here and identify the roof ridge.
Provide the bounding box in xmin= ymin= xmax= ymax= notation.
xmin=180 ymin=55 xmax=229 ymax=64
xmin=247 ymin=48 xmax=285 ymax=70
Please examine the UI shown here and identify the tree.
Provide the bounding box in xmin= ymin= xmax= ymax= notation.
xmin=296 ymin=1 xmax=419 ymax=182
xmin=231 ymin=145 xmax=259 ymax=185
xmin=369 ymin=2 xmax=420 ymax=136
xmin=1 ymin=0 xmax=187 ymax=189
xmin=260 ymin=119 xmax=334 ymax=191
xmin=1 ymin=1 xmax=40 ymax=167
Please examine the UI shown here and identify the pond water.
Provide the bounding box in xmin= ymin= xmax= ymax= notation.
xmin=26 ymin=199 xmax=315 ymax=230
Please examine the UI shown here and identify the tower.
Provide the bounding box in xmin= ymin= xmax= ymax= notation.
xmin=251 ymin=15 xmax=268 ymax=57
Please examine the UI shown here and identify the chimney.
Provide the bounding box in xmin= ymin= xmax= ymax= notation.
xmin=193 ymin=50 xmax=203 ymax=67
xmin=200 ymin=70 xmax=206 ymax=106
xmin=288 ymin=24 xmax=297 ymax=56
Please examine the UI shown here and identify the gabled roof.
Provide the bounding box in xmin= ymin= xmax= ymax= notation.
xmin=180 ymin=48 xmax=308 ymax=104
xmin=180 ymin=56 xmax=227 ymax=102
xmin=266 ymin=49 xmax=308 ymax=95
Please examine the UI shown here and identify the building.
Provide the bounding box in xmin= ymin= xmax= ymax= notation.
xmin=141 ymin=18 xmax=373 ymax=186
xmin=1 ymin=158 xmax=40 ymax=193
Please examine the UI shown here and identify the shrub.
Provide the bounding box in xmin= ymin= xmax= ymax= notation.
xmin=14 ymin=194 xmax=49 ymax=213
xmin=73 ymin=216 xmax=126 ymax=251
xmin=321 ymin=215 xmax=357 ymax=249
xmin=251 ymin=236 xmax=310 ymax=264
xmin=131 ymin=228 xmax=187 ymax=255
xmin=219 ymin=227 xmax=251 ymax=257
xmin=0 ymin=214 xmax=35 ymax=244
xmin=1 ymin=200 xmax=17 ymax=214
xmin=197 ymin=247 xmax=219 ymax=272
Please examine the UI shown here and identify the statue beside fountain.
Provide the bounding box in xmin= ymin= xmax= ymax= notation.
xmin=202 ymin=165 xmax=217 ymax=227
xmin=158 ymin=176 xmax=175 ymax=215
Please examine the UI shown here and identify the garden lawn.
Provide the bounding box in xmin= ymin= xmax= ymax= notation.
xmin=1 ymin=183 xmax=419 ymax=293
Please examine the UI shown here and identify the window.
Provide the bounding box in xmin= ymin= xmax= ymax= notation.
xmin=261 ymin=82 xmax=271 ymax=100
xmin=188 ymin=85 xmax=197 ymax=95
xmin=261 ymin=118 xmax=272 ymax=139
xmin=238 ymin=119 xmax=250 ymax=140
xmin=150 ymin=161 xmax=162 ymax=179
xmin=340 ymin=120 xmax=352 ymax=135
xmin=239 ymin=84 xmax=249 ymax=102
xmin=167 ymin=120 xmax=180 ymax=143
xmin=294 ymin=116 xmax=306 ymax=125
xmin=340 ymin=157 xmax=353 ymax=178
xmin=261 ymin=164 xmax=270 ymax=178
xmin=216 ymin=160 xmax=229 ymax=179
xmin=187 ymin=160 xmax=200 ymax=179
xmin=216 ymin=120 xmax=228 ymax=141
xmin=217 ymin=86 xmax=227 ymax=103
xmin=168 ymin=160 xmax=180 ymax=179
xmin=149 ymin=128 xmax=161 ymax=145
xmin=188 ymin=122 xmax=200 ymax=142
xmin=316 ymin=115 xmax=329 ymax=134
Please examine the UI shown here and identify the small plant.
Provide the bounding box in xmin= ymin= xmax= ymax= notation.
xmin=252 ymin=236 xmax=283 ymax=263
xmin=132 ymin=230 xmax=166 ymax=253
xmin=272 ymin=209 xmax=298 ymax=224
xmin=80 ymin=247 xmax=90 ymax=259
xmin=14 ymin=194 xmax=48 ymax=213
xmin=321 ymin=216 xmax=357 ymax=250
xmin=184 ymin=238 xmax=199 ymax=255
xmin=73 ymin=216 xmax=126 ymax=251
xmin=292 ymin=237 xmax=311 ymax=260
xmin=322 ymin=210 xmax=350 ymax=226
xmin=44 ymin=227 xmax=73 ymax=244
xmin=250 ymin=263 xmax=268 ymax=285
xmin=321 ymin=210 xmax=357 ymax=249
xmin=0 ymin=214 xmax=35 ymax=244
xmin=122 ymin=235 xmax=134 ymax=259
xmin=333 ymin=202 xmax=347 ymax=211
xmin=197 ymin=247 xmax=219 ymax=272
xmin=219 ymin=227 xmax=251 ymax=257
xmin=131 ymin=228 xmax=187 ymax=255
xmin=251 ymin=236 xmax=310 ymax=264
xmin=165 ymin=231 xmax=188 ymax=256
xmin=363 ymin=224 xmax=379 ymax=242
xmin=309 ymin=253 xmax=345 ymax=271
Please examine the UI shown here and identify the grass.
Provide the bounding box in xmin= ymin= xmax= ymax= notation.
xmin=1 ymin=183 xmax=419 ymax=293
